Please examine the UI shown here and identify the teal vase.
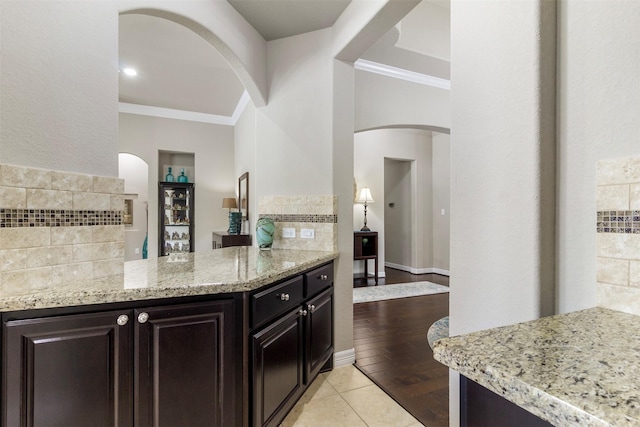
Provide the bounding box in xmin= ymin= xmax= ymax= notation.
xmin=165 ymin=167 xmax=175 ymax=182
xmin=178 ymin=168 xmax=188 ymax=183
xmin=228 ymin=211 xmax=242 ymax=235
xmin=256 ymin=217 xmax=275 ymax=249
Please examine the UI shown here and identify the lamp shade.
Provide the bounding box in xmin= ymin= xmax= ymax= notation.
xmin=355 ymin=187 xmax=375 ymax=204
xmin=222 ymin=197 xmax=237 ymax=209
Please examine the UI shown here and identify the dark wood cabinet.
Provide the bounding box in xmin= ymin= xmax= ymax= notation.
xmin=135 ymin=300 xmax=236 ymax=427
xmin=3 ymin=310 xmax=133 ymax=427
xmin=159 ymin=182 xmax=195 ymax=257
xmin=354 ymin=231 xmax=378 ymax=284
xmin=250 ymin=262 xmax=334 ymax=427
xmin=3 ymin=299 xmax=237 ymax=427
xmin=251 ymin=307 xmax=304 ymax=427
xmin=305 ymin=288 xmax=333 ymax=383
xmin=212 ymin=231 xmax=252 ymax=249
xmin=461 ymin=376 xmax=552 ymax=427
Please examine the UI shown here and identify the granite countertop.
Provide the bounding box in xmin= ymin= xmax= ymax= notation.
xmin=433 ymin=307 xmax=640 ymax=426
xmin=0 ymin=248 xmax=337 ymax=313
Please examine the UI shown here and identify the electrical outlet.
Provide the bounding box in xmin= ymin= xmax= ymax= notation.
xmin=135 ymin=248 xmax=140 ymax=254
xmin=283 ymin=228 xmax=296 ymax=238
xmin=301 ymin=229 xmax=315 ymax=239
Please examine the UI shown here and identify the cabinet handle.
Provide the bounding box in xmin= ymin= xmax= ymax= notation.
xmin=298 ymin=308 xmax=308 ymax=317
xmin=320 ymin=274 xmax=328 ymax=280
xmin=308 ymin=304 xmax=316 ymax=313
xmin=137 ymin=312 xmax=149 ymax=324
xmin=280 ymin=293 xmax=290 ymax=301
xmin=116 ymin=314 xmax=129 ymax=326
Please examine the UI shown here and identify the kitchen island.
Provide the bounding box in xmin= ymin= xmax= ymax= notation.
xmin=2 ymin=247 xmax=337 ymax=427
xmin=0 ymin=247 xmax=336 ymax=312
xmin=433 ymin=307 xmax=640 ymax=426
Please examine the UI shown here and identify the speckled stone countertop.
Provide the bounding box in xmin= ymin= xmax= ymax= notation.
xmin=0 ymin=248 xmax=337 ymax=312
xmin=433 ymin=307 xmax=640 ymax=426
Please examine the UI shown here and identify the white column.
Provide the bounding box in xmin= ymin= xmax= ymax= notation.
xmin=449 ymin=1 xmax=557 ymax=424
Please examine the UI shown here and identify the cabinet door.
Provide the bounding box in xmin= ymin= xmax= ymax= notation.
xmin=251 ymin=308 xmax=304 ymax=427
xmin=134 ymin=300 xmax=235 ymax=427
xmin=3 ymin=310 xmax=133 ymax=427
xmin=305 ymin=287 xmax=333 ymax=383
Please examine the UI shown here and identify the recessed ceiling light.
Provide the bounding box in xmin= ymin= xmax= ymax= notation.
xmin=122 ymin=67 xmax=138 ymax=77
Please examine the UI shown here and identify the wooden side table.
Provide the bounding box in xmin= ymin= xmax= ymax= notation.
xmin=354 ymin=231 xmax=378 ymax=284
xmin=212 ymin=231 xmax=252 ymax=249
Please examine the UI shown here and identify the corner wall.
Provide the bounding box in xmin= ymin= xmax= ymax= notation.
xmin=450 ymin=1 xmax=557 ymax=424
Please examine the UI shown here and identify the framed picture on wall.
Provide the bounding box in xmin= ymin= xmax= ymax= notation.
xmin=239 ymin=172 xmax=249 ymax=221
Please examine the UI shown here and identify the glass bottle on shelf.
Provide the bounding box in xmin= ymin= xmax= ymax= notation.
xmin=178 ymin=168 xmax=188 ymax=183
xmin=165 ymin=167 xmax=175 ymax=182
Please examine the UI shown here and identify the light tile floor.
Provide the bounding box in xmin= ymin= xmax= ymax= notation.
xmin=280 ymin=365 xmax=424 ymax=427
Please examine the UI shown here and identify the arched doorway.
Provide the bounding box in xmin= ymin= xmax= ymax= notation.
xmin=118 ymin=153 xmax=149 ymax=261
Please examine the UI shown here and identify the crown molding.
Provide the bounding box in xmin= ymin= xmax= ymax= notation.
xmin=354 ymin=59 xmax=450 ymax=90
xmin=119 ymin=90 xmax=250 ymax=126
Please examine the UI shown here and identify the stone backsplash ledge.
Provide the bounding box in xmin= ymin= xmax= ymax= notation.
xmin=258 ymin=195 xmax=337 ymax=252
xmin=0 ymin=164 xmax=124 ymax=293
xmin=596 ymin=156 xmax=640 ymax=314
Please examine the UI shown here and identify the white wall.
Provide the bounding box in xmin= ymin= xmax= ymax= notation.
xmin=234 ymin=100 xmax=258 ymax=237
xmin=355 ymin=70 xmax=450 ymax=132
xmin=354 ymin=128 xmax=451 ymax=275
xmin=119 ymin=113 xmax=236 ymax=258
xmin=449 ymin=1 xmax=557 ymax=424
xmin=556 ymin=0 xmax=640 ymax=314
xmin=0 ymin=1 xmax=119 ymax=177
xmin=255 ymin=29 xmax=334 ymax=196
xmin=432 ymin=133 xmax=450 ymax=272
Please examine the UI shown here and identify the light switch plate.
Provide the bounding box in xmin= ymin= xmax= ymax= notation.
xmin=283 ymin=228 xmax=296 ymax=238
xmin=301 ymin=229 xmax=315 ymax=239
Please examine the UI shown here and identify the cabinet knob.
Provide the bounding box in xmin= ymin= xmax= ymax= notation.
xmin=308 ymin=304 xmax=316 ymax=313
xmin=280 ymin=293 xmax=290 ymax=301
xmin=116 ymin=314 xmax=129 ymax=326
xmin=298 ymin=308 xmax=308 ymax=317
xmin=320 ymin=274 xmax=328 ymax=280
xmin=137 ymin=312 xmax=150 ymax=324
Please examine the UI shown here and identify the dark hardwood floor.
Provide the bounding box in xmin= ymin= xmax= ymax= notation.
xmin=353 ymin=269 xmax=449 ymax=427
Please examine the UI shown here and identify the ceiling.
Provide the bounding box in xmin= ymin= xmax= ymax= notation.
xmin=118 ymin=0 xmax=449 ymax=120
xmin=227 ymin=0 xmax=351 ymax=41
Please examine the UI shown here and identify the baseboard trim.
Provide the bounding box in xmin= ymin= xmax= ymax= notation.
xmin=385 ymin=262 xmax=450 ymax=277
xmin=333 ymin=348 xmax=356 ymax=367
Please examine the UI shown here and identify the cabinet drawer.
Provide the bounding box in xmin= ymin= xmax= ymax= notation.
xmin=251 ymin=276 xmax=304 ymax=329
xmin=304 ymin=263 xmax=333 ymax=298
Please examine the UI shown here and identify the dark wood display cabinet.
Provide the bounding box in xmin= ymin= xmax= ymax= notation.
xmin=3 ymin=297 xmax=239 ymax=427
xmin=159 ymin=182 xmax=194 ymax=257
xmin=250 ymin=263 xmax=334 ymax=427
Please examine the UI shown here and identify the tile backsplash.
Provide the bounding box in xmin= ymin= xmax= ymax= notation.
xmin=596 ymin=157 xmax=640 ymax=314
xmin=258 ymin=196 xmax=337 ymax=252
xmin=0 ymin=164 xmax=124 ymax=293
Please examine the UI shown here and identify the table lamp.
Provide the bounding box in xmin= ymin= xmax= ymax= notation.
xmin=355 ymin=187 xmax=374 ymax=231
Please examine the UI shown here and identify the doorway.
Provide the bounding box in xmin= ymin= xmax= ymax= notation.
xmin=118 ymin=153 xmax=149 ymax=261
xmin=384 ymin=158 xmax=414 ymax=271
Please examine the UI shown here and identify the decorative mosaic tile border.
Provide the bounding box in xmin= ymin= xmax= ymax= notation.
xmin=0 ymin=209 xmax=123 ymax=228
xmin=259 ymin=214 xmax=338 ymax=224
xmin=597 ymin=210 xmax=640 ymax=234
